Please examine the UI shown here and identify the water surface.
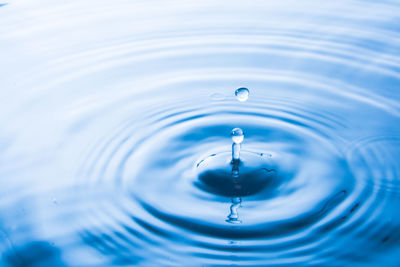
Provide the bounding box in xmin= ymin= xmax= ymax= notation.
xmin=1 ymin=0 xmax=400 ymax=266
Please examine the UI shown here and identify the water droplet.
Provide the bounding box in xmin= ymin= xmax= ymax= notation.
xmin=235 ymin=87 xmax=249 ymax=102
xmin=231 ymin=128 xmax=244 ymax=144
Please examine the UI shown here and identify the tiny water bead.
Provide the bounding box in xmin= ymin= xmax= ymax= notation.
xmin=235 ymin=87 xmax=249 ymax=102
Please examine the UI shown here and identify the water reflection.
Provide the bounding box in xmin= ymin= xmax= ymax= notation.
xmin=227 ymin=197 xmax=242 ymax=224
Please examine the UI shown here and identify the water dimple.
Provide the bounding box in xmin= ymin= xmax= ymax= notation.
xmin=209 ymin=93 xmax=226 ymax=101
xmin=196 ymin=152 xmax=278 ymax=198
xmin=235 ymin=87 xmax=249 ymax=102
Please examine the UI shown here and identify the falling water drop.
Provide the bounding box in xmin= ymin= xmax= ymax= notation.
xmin=235 ymin=87 xmax=249 ymax=102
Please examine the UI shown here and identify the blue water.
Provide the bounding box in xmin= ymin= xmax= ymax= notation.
xmin=1 ymin=0 xmax=400 ymax=266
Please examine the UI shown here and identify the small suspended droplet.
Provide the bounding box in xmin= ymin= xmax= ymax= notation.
xmin=235 ymin=87 xmax=249 ymax=102
xmin=231 ymin=128 xmax=244 ymax=144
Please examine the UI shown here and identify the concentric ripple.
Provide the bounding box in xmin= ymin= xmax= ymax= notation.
xmin=73 ymin=75 xmax=399 ymax=265
xmin=1 ymin=0 xmax=400 ymax=266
